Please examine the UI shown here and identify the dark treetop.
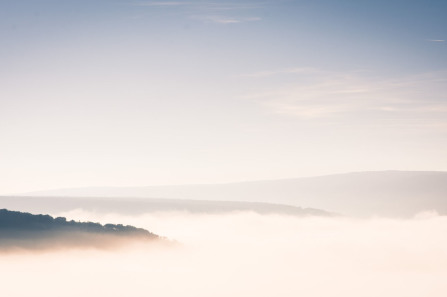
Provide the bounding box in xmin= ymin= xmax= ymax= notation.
xmin=0 ymin=208 xmax=158 ymax=239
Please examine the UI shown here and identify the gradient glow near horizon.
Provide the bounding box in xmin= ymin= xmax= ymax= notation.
xmin=1 ymin=0 xmax=446 ymax=194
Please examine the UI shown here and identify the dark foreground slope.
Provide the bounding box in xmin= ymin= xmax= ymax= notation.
xmin=0 ymin=209 xmax=159 ymax=251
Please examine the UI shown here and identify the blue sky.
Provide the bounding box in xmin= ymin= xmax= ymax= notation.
xmin=1 ymin=0 xmax=446 ymax=193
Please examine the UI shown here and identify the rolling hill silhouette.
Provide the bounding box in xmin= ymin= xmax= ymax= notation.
xmin=0 ymin=209 xmax=159 ymax=251
xmin=18 ymin=171 xmax=447 ymax=217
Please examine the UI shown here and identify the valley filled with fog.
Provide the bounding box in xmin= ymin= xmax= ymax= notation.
xmin=1 ymin=209 xmax=447 ymax=297
xmin=2 ymin=0 xmax=447 ymax=295
xmin=2 ymin=171 xmax=447 ymax=296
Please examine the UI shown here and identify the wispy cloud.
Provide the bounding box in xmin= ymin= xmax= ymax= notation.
xmin=244 ymin=68 xmax=447 ymax=122
xmin=135 ymin=1 xmax=191 ymax=6
xmin=135 ymin=1 xmax=260 ymax=10
xmin=133 ymin=1 xmax=262 ymax=24
xmin=240 ymin=67 xmax=319 ymax=78
xmin=428 ymin=39 xmax=445 ymax=42
xmin=194 ymin=15 xmax=261 ymax=24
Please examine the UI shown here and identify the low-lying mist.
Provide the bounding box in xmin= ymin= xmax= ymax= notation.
xmin=0 ymin=231 xmax=165 ymax=253
xmin=2 ymin=210 xmax=446 ymax=297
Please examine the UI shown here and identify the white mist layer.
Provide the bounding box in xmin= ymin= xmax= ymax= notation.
xmin=1 ymin=211 xmax=447 ymax=297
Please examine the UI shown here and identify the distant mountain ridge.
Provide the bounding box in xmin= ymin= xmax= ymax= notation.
xmin=0 ymin=197 xmax=333 ymax=217
xmin=17 ymin=171 xmax=447 ymax=217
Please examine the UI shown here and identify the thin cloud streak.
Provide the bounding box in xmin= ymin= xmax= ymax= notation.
xmin=135 ymin=1 xmax=260 ymax=10
xmin=134 ymin=1 xmax=191 ymax=6
xmin=245 ymin=69 xmax=447 ymax=122
xmin=240 ymin=67 xmax=319 ymax=78
xmin=133 ymin=1 xmax=263 ymax=24
xmin=194 ymin=15 xmax=261 ymax=24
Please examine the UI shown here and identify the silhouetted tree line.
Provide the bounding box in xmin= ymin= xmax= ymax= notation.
xmin=0 ymin=209 xmax=157 ymax=238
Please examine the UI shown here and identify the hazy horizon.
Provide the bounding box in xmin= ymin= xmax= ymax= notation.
xmin=1 ymin=1 xmax=446 ymax=296
xmin=7 ymin=171 xmax=446 ymax=218
xmin=1 ymin=0 xmax=447 ymax=194
xmin=3 ymin=169 xmax=447 ymax=196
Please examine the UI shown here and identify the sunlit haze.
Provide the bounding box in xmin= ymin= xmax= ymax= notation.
xmin=1 ymin=2 xmax=447 ymax=296
xmin=2 ymin=211 xmax=447 ymax=297
xmin=1 ymin=0 xmax=447 ymax=194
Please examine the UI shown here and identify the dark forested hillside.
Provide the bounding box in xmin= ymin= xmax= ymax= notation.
xmin=0 ymin=209 xmax=159 ymax=250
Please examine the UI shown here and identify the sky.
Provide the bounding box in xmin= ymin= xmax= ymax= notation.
xmin=1 ymin=0 xmax=446 ymax=194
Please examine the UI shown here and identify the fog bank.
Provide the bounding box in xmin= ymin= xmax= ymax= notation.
xmin=1 ymin=211 xmax=446 ymax=297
